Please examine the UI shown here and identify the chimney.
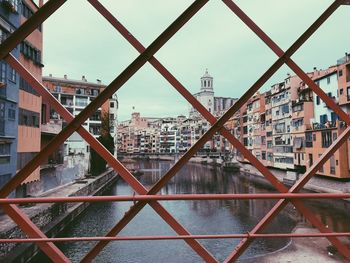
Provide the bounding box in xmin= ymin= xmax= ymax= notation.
xmin=313 ymin=67 xmax=317 ymax=72
xmin=96 ymin=79 xmax=101 ymax=84
xmin=82 ymin=75 xmax=87 ymax=82
xmin=64 ymin=74 xmax=67 ymax=79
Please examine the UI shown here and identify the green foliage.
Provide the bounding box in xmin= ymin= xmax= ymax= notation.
xmin=90 ymin=112 xmax=114 ymax=176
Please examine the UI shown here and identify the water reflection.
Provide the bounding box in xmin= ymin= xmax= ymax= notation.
xmin=33 ymin=160 xmax=350 ymax=263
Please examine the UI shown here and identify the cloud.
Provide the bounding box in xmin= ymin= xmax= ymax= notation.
xmin=43 ymin=0 xmax=349 ymax=121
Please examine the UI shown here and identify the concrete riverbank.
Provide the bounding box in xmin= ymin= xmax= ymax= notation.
xmin=243 ymin=226 xmax=350 ymax=263
xmin=0 ymin=169 xmax=117 ymax=262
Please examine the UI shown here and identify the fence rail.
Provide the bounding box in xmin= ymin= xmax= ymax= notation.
xmin=0 ymin=0 xmax=350 ymax=262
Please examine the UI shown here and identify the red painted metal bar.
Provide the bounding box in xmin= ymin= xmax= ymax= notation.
xmin=5 ymin=1 xmax=217 ymax=261
xmin=2 ymin=204 xmax=70 ymax=263
xmin=0 ymin=1 xmax=346 ymax=262
xmin=0 ymin=0 xmax=209 ymax=198
xmin=223 ymin=0 xmax=350 ymax=125
xmin=0 ymin=0 xmax=67 ymax=60
xmin=2 ymin=232 xmax=350 ymax=243
xmin=83 ymin=1 xmax=345 ymax=261
xmin=6 ymin=47 xmax=216 ymax=263
xmin=222 ymin=1 xmax=350 ymax=261
xmin=1 ymin=192 xmax=350 ymax=204
xmin=86 ymin=0 xmax=287 ymax=195
xmin=224 ymin=129 xmax=350 ymax=262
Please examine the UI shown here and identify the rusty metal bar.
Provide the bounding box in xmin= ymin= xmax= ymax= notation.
xmin=223 ymin=0 xmax=350 ymax=125
xmin=222 ymin=1 xmax=350 ymax=261
xmin=1 ymin=192 xmax=350 ymax=204
xmin=2 ymin=232 xmax=350 ymax=243
xmin=0 ymin=0 xmax=210 ymax=198
xmin=0 ymin=0 xmax=67 ymax=60
xmin=4 ymin=1 xmax=217 ymax=261
xmin=0 ymin=1 xmax=347 ymax=262
xmin=6 ymin=54 xmax=216 ymax=263
xmin=83 ymin=0 xmax=346 ymax=261
xmin=2 ymin=204 xmax=70 ymax=263
xmin=225 ymin=128 xmax=350 ymax=262
xmin=86 ymin=0 xmax=287 ymax=195
xmin=6 ymin=31 xmax=217 ymax=263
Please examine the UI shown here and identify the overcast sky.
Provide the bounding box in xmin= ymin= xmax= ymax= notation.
xmin=42 ymin=0 xmax=349 ymax=121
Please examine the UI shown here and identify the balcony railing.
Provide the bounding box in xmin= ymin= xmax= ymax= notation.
xmin=41 ymin=119 xmax=63 ymax=135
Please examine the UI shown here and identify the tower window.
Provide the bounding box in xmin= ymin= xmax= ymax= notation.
xmin=204 ymin=80 xmax=206 ymax=87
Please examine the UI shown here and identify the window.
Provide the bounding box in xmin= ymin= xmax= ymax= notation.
xmin=333 ymin=132 xmax=337 ymax=141
xmin=320 ymin=114 xmax=328 ymax=124
xmin=339 ymin=70 xmax=343 ymax=77
xmin=91 ymin=89 xmax=99 ymax=96
xmin=347 ymin=87 xmax=350 ymax=101
xmin=8 ymin=108 xmax=15 ymax=120
xmin=0 ymin=61 xmax=6 ymax=84
xmin=281 ymin=104 xmax=289 ymax=114
xmin=309 ymin=154 xmax=313 ymax=166
xmin=20 ymin=41 xmax=42 ymax=66
xmin=0 ymin=101 xmax=5 ymax=135
xmin=316 ymin=96 xmax=320 ymax=105
xmin=267 ymin=141 xmax=272 ymax=149
xmin=321 ymin=130 xmax=332 ymax=148
xmin=327 ymin=77 xmax=330 ymax=84
xmin=330 ymin=155 xmax=336 ymax=175
xmin=305 ymin=132 xmax=313 ymax=147
xmin=75 ymin=96 xmax=88 ymax=107
xmin=340 ymin=88 xmax=343 ymax=95
xmin=110 ymin=102 xmax=114 ymax=108
xmin=8 ymin=67 xmax=16 ymax=83
xmin=0 ymin=143 xmax=11 ymax=163
xmin=318 ymin=154 xmax=324 ymax=172
xmin=292 ymin=104 xmax=303 ymax=112
xmin=21 ymin=1 xmax=42 ymax=31
xmin=18 ymin=108 xmax=40 ymax=127
xmin=20 ymin=77 xmax=39 ymax=96
xmin=0 ymin=28 xmax=8 ymax=43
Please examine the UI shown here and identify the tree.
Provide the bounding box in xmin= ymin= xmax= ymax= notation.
xmin=90 ymin=111 xmax=114 ymax=176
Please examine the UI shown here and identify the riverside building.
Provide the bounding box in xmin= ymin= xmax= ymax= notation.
xmin=43 ymin=75 xmax=118 ymax=169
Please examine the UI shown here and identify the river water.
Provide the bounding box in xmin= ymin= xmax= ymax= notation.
xmin=33 ymin=160 xmax=350 ymax=262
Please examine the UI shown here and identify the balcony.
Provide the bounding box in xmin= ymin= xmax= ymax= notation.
xmin=41 ymin=119 xmax=62 ymax=135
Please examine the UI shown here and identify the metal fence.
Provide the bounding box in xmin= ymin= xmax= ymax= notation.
xmin=0 ymin=0 xmax=350 ymax=262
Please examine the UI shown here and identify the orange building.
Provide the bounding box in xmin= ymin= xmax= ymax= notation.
xmin=16 ymin=0 xmax=44 ymax=196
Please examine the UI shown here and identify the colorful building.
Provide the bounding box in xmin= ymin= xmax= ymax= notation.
xmin=189 ymin=69 xmax=237 ymax=118
xmin=43 ymin=74 xmax=118 ymax=171
xmin=16 ymin=0 xmax=44 ymax=197
xmin=0 ymin=0 xmax=20 ymax=195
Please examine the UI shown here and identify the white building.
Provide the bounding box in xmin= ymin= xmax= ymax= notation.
xmin=189 ymin=70 xmax=237 ymax=118
xmin=160 ymin=122 xmax=179 ymax=153
xmin=312 ymin=68 xmax=339 ymax=128
xmin=43 ymin=75 xmax=119 ymax=167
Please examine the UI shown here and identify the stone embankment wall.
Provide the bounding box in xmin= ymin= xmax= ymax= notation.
xmin=0 ymin=169 xmax=117 ymax=263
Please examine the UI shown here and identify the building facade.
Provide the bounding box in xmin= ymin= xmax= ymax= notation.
xmin=189 ymin=69 xmax=237 ymax=118
xmin=16 ymin=0 xmax=44 ymax=196
xmin=43 ymin=75 xmax=118 ymax=171
xmin=0 ymin=0 xmax=20 ymax=195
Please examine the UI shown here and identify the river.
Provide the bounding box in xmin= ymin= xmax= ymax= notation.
xmin=32 ymin=160 xmax=350 ymax=262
